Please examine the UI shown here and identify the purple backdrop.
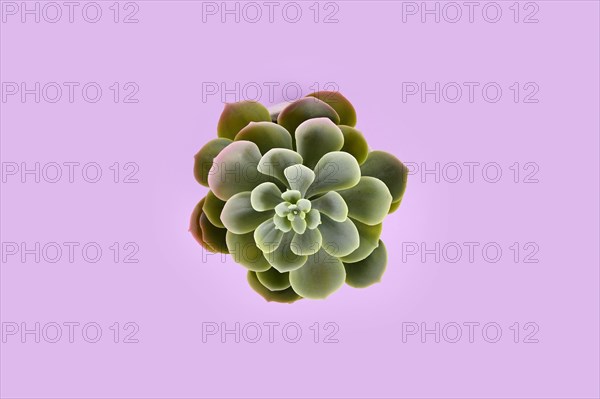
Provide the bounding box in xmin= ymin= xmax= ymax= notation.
xmin=1 ymin=1 xmax=599 ymax=398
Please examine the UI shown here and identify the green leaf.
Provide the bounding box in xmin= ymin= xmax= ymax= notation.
xmin=290 ymin=228 xmax=322 ymax=256
xmin=305 ymin=209 xmax=322 ymax=229
xmin=234 ymin=121 xmax=293 ymax=154
xmin=295 ymin=118 xmax=344 ymax=169
xmin=264 ymin=232 xmax=308 ymax=272
xmin=389 ymin=199 xmax=402 ymax=214
xmin=337 ymin=176 xmax=392 ymax=225
xmin=339 ymin=125 xmax=369 ymax=165
xmin=306 ymin=91 xmax=357 ymax=127
xmin=305 ymin=152 xmax=361 ymax=198
xmin=226 ymin=231 xmax=271 ymax=272
xmin=217 ymin=101 xmax=271 ymax=140
xmin=277 ymin=97 xmax=340 ymax=145
xmin=193 ymin=138 xmax=232 ymax=187
xmin=247 ymin=271 xmax=302 ymax=303
xmin=256 ymin=268 xmax=291 ymax=291
xmin=340 ymin=219 xmax=382 ymax=263
xmin=360 ymin=151 xmax=408 ymax=203
xmin=318 ymin=215 xmax=359 ymax=258
xmin=199 ymin=213 xmax=229 ymax=254
xmin=220 ymin=192 xmax=274 ymax=234
xmin=202 ymin=190 xmax=226 ymax=228
xmin=254 ymin=219 xmax=284 ymax=253
xmin=297 ymin=199 xmax=311 ymax=212
xmin=250 ymin=182 xmax=282 ymax=211
xmin=207 ymin=140 xmax=270 ymax=201
xmin=284 ymin=164 xmax=315 ymax=197
xmin=189 ymin=197 xmax=216 ymax=252
xmin=281 ymin=189 xmax=301 ymax=203
xmin=291 ymin=217 xmax=307 ymax=234
xmin=344 ymin=240 xmax=387 ymax=288
xmin=257 ymin=148 xmax=303 ymax=186
xmin=309 ymin=191 xmax=348 ymax=222
xmin=289 ymin=249 xmax=346 ymax=299
xmin=275 ymin=202 xmax=291 ymax=217
xmin=273 ymin=215 xmax=292 ymax=232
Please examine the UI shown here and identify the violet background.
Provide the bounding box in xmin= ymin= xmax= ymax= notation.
xmin=1 ymin=1 xmax=599 ymax=398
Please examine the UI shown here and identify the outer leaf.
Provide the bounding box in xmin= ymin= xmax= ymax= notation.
xmin=339 ymin=125 xmax=369 ymax=165
xmin=344 ymin=240 xmax=387 ymax=288
xmin=389 ymin=200 xmax=402 ymax=214
xmin=208 ymin=140 xmax=270 ymax=201
xmin=234 ymin=121 xmax=293 ymax=154
xmin=247 ymin=271 xmax=302 ymax=303
xmin=360 ymin=151 xmax=408 ymax=203
xmin=295 ymin=118 xmax=344 ymax=169
xmin=256 ymin=268 xmax=291 ymax=291
xmin=306 ymin=152 xmax=361 ymax=198
xmin=264 ymin=232 xmax=308 ymax=272
xmin=226 ymin=231 xmax=271 ymax=272
xmin=202 ymin=190 xmax=226 ymax=228
xmin=199 ymin=213 xmax=229 ymax=254
xmin=250 ymin=182 xmax=282 ymax=211
xmin=337 ymin=176 xmax=392 ymax=225
xmin=277 ymin=97 xmax=340 ymax=145
xmin=221 ymin=192 xmax=274 ymax=234
xmin=254 ymin=219 xmax=284 ymax=253
xmin=217 ymin=101 xmax=271 ymax=140
xmin=193 ymin=138 xmax=232 ymax=187
xmin=257 ymin=148 xmax=303 ymax=186
xmin=289 ymin=249 xmax=346 ymax=299
xmin=318 ymin=215 xmax=359 ymax=258
xmin=310 ymin=191 xmax=348 ymax=222
xmin=306 ymin=91 xmax=357 ymax=127
xmin=340 ymin=219 xmax=382 ymax=263
xmin=189 ymin=197 xmax=215 ymax=252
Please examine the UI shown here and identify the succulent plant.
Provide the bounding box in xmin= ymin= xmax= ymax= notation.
xmin=191 ymin=91 xmax=408 ymax=302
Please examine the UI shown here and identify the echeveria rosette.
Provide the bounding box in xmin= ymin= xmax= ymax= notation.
xmin=191 ymin=91 xmax=408 ymax=303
